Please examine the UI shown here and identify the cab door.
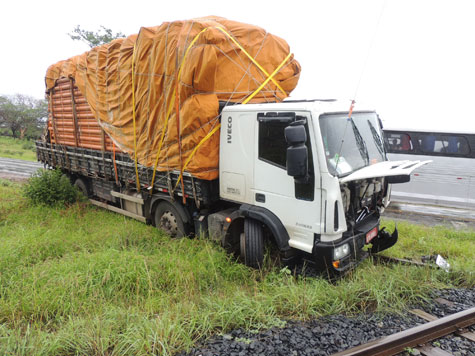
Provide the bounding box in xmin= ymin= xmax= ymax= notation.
xmin=252 ymin=111 xmax=321 ymax=253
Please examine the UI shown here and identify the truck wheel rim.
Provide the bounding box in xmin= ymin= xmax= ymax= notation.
xmin=159 ymin=210 xmax=178 ymax=237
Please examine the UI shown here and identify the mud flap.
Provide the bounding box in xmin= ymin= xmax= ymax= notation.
xmin=368 ymin=225 xmax=398 ymax=254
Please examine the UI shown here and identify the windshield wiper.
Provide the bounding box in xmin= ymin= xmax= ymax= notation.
xmin=350 ymin=118 xmax=369 ymax=165
xmin=367 ymin=120 xmax=384 ymax=156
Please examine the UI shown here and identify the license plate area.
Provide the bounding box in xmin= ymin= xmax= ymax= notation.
xmin=366 ymin=227 xmax=378 ymax=244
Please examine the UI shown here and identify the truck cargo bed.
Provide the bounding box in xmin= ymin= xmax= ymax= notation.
xmin=36 ymin=142 xmax=219 ymax=206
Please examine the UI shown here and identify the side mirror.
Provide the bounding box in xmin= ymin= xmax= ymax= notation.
xmin=285 ymin=124 xmax=308 ymax=178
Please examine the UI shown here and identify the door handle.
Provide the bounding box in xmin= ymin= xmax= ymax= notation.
xmin=255 ymin=193 xmax=266 ymax=203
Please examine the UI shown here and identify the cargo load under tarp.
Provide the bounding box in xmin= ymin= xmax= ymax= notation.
xmin=45 ymin=16 xmax=301 ymax=181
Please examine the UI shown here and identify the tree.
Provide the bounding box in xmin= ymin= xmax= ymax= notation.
xmin=0 ymin=94 xmax=48 ymax=139
xmin=68 ymin=25 xmax=125 ymax=48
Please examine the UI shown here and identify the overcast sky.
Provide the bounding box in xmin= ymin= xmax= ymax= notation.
xmin=1 ymin=0 xmax=474 ymax=131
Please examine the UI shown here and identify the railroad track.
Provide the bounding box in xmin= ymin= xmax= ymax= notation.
xmin=331 ymin=302 xmax=475 ymax=356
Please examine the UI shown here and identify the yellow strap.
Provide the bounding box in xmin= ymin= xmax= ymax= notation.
xmin=131 ymin=43 xmax=141 ymax=192
xmin=242 ymin=52 xmax=292 ymax=105
xmin=216 ymin=26 xmax=287 ymax=96
xmin=174 ymin=123 xmax=221 ymax=189
xmin=177 ymin=28 xmax=209 ymax=82
xmin=149 ymin=90 xmax=175 ymax=194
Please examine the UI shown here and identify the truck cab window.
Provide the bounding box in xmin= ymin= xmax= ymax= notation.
xmin=257 ymin=113 xmax=314 ymax=201
xmin=258 ymin=119 xmax=288 ymax=169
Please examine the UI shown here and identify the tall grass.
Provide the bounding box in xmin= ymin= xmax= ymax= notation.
xmin=0 ymin=181 xmax=473 ymax=355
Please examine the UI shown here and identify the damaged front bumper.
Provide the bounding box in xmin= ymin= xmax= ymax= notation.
xmin=312 ymin=217 xmax=398 ymax=275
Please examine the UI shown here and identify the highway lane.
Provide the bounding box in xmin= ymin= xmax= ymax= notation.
xmin=0 ymin=157 xmax=43 ymax=179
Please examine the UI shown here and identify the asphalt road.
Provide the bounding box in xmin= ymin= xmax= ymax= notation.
xmin=0 ymin=157 xmax=43 ymax=180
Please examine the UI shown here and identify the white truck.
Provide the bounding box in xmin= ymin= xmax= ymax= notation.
xmin=37 ymin=99 xmax=425 ymax=274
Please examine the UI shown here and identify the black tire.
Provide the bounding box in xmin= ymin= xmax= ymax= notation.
xmin=240 ymin=218 xmax=264 ymax=268
xmin=154 ymin=201 xmax=187 ymax=238
xmin=74 ymin=178 xmax=90 ymax=198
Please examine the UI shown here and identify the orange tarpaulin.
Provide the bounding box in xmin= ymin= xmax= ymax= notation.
xmin=45 ymin=16 xmax=301 ymax=180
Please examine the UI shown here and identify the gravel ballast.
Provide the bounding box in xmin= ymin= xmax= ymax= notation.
xmin=180 ymin=288 xmax=475 ymax=356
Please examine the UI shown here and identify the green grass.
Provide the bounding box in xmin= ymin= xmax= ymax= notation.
xmin=0 ymin=136 xmax=37 ymax=161
xmin=377 ymin=219 xmax=475 ymax=284
xmin=0 ymin=180 xmax=474 ymax=355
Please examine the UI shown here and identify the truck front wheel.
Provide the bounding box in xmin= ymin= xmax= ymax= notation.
xmin=240 ymin=218 xmax=264 ymax=268
xmin=154 ymin=201 xmax=187 ymax=238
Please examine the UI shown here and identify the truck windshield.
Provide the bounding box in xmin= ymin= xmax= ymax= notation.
xmin=319 ymin=112 xmax=385 ymax=177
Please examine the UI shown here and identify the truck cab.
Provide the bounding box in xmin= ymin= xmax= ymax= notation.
xmin=216 ymin=100 xmax=426 ymax=273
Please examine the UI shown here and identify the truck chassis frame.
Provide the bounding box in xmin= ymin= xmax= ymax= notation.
xmin=36 ymin=142 xmax=219 ymax=207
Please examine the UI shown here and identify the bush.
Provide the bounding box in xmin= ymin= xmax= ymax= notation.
xmin=23 ymin=169 xmax=81 ymax=206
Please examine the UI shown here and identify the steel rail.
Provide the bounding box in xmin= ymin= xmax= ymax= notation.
xmin=331 ymin=307 xmax=475 ymax=356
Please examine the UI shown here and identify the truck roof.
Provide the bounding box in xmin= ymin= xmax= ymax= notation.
xmin=222 ymin=99 xmax=375 ymax=115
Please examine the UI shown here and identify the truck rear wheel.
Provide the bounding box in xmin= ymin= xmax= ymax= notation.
xmin=154 ymin=201 xmax=187 ymax=238
xmin=240 ymin=218 xmax=264 ymax=268
xmin=74 ymin=178 xmax=90 ymax=198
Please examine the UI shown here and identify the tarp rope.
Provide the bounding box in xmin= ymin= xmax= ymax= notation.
xmin=131 ymin=43 xmax=141 ymax=192
xmin=175 ymin=70 xmax=186 ymax=203
xmin=216 ymin=26 xmax=287 ymax=96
